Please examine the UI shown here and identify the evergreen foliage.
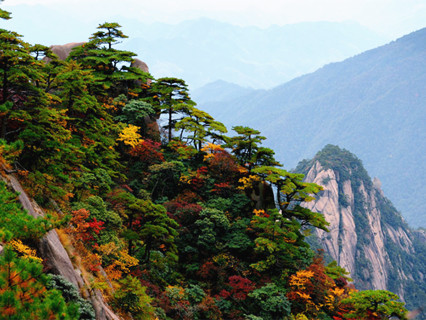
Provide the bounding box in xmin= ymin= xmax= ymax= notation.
xmin=0 ymin=8 xmax=412 ymax=319
xmin=296 ymin=144 xmax=425 ymax=316
xmin=0 ymin=180 xmax=54 ymax=241
xmin=47 ymin=275 xmax=96 ymax=320
xmin=68 ymin=22 xmax=150 ymax=97
xmin=0 ymin=248 xmax=79 ymax=319
xmin=0 ymin=176 xmax=80 ymax=319
xmin=341 ymin=290 xmax=407 ymax=319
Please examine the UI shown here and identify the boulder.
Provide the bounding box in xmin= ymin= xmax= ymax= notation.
xmin=131 ymin=58 xmax=149 ymax=73
xmin=47 ymin=43 xmax=150 ymax=78
xmin=48 ymin=42 xmax=86 ymax=61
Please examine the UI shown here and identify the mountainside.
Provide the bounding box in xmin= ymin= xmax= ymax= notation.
xmin=0 ymin=170 xmax=120 ymax=319
xmin=200 ymin=27 xmax=426 ymax=227
xmin=192 ymin=80 xmax=257 ymax=105
xmin=296 ymin=145 xmax=426 ymax=312
xmin=0 ymin=7 xmax=420 ymax=318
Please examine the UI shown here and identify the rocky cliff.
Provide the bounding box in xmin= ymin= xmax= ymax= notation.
xmin=296 ymin=145 xmax=426 ymax=311
xmin=1 ymin=166 xmax=121 ymax=320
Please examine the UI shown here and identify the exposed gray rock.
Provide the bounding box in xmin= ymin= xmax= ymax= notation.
xmin=38 ymin=230 xmax=82 ymax=288
xmin=4 ymin=172 xmax=80 ymax=286
xmin=91 ymin=290 xmax=121 ymax=320
xmin=361 ymin=182 xmax=391 ymax=289
xmin=304 ymin=160 xmax=417 ymax=296
xmin=6 ymin=173 xmax=42 ymax=218
xmin=3 ymin=171 xmax=121 ymax=320
xmin=305 ymin=162 xmax=358 ymax=276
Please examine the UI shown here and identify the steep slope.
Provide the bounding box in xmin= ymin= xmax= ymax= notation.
xmin=201 ymin=27 xmax=426 ymax=227
xmin=1 ymin=168 xmax=120 ymax=320
xmin=296 ymin=145 xmax=426 ymax=312
xmin=0 ymin=11 xmax=418 ymax=317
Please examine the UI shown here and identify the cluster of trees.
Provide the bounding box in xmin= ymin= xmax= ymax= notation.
xmin=0 ymin=4 xmax=408 ymax=319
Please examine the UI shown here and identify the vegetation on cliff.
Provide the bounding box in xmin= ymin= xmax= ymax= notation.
xmin=0 ymin=4 xmax=410 ymax=319
xmin=296 ymin=144 xmax=425 ymax=316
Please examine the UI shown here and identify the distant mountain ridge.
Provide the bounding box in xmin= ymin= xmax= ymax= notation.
xmin=199 ymin=27 xmax=426 ymax=227
xmin=192 ymin=80 xmax=257 ymax=104
xmin=121 ymin=19 xmax=387 ymax=89
xmin=3 ymin=4 xmax=388 ymax=89
xmin=297 ymin=145 xmax=426 ymax=314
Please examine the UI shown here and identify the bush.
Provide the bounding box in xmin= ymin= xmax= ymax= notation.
xmin=47 ymin=274 xmax=96 ymax=320
xmin=112 ymin=276 xmax=155 ymax=320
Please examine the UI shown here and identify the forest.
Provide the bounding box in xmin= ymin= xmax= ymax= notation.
xmin=0 ymin=4 xmax=410 ymax=320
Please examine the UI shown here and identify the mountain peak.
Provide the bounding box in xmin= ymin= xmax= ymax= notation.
xmin=296 ymin=146 xmax=425 ymax=312
xmin=201 ymin=27 xmax=426 ymax=227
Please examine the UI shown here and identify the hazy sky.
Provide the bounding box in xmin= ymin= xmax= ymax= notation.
xmin=2 ymin=0 xmax=426 ymax=38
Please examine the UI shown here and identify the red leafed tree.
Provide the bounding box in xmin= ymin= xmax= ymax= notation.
xmin=207 ymin=151 xmax=242 ymax=182
xmin=88 ymin=218 xmax=105 ymax=234
xmin=227 ymin=275 xmax=255 ymax=301
xmin=211 ymin=182 xmax=232 ymax=196
xmin=164 ymin=200 xmax=203 ymax=226
xmin=67 ymin=208 xmax=90 ymax=235
xmin=129 ymin=139 xmax=164 ymax=164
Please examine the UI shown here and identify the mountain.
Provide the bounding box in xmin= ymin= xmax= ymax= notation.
xmin=0 ymin=13 xmax=418 ymax=319
xmin=2 ymin=4 xmax=388 ymax=90
xmin=120 ymin=19 xmax=388 ymax=89
xmin=199 ymin=27 xmax=426 ymax=227
xmin=296 ymin=145 xmax=426 ymax=313
xmin=192 ymin=80 xmax=257 ymax=105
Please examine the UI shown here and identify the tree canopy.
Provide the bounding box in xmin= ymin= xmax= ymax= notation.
xmin=0 ymin=10 xmax=410 ymax=320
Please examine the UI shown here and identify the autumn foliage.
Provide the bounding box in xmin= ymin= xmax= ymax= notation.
xmin=0 ymin=10 xmax=409 ymax=320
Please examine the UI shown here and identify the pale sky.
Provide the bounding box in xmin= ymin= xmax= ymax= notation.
xmin=2 ymin=0 xmax=426 ymax=38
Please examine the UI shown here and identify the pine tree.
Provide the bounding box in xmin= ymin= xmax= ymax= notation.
xmin=225 ymin=126 xmax=280 ymax=171
xmin=0 ymin=247 xmax=79 ymax=319
xmin=68 ymin=22 xmax=150 ymax=98
xmin=252 ymin=166 xmax=328 ymax=231
xmin=108 ymin=189 xmax=178 ymax=262
xmin=0 ymin=1 xmax=11 ymax=20
xmin=0 ymin=26 xmax=42 ymax=140
xmin=53 ymin=60 xmax=121 ymax=177
xmin=148 ymin=77 xmax=195 ymax=142
xmin=174 ymin=106 xmax=227 ymax=150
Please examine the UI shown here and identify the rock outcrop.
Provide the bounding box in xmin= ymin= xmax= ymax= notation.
xmin=296 ymin=145 xmax=425 ymax=311
xmin=49 ymin=42 xmax=86 ymax=60
xmin=304 ymin=161 xmax=392 ymax=289
xmin=131 ymin=58 xmax=149 ymax=73
xmin=304 ymin=162 xmax=359 ymax=279
xmin=2 ymin=170 xmax=120 ymax=320
xmin=47 ymin=42 xmax=150 ymax=77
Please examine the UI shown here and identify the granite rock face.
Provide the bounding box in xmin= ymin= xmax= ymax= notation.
xmin=131 ymin=57 xmax=149 ymax=73
xmin=304 ymin=162 xmax=357 ymax=274
xmin=304 ymin=161 xmax=415 ymax=293
xmin=3 ymin=171 xmax=120 ymax=320
xmin=297 ymin=146 xmax=425 ymax=307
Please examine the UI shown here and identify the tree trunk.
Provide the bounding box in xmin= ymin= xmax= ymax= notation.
xmin=168 ymin=108 xmax=172 ymax=142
